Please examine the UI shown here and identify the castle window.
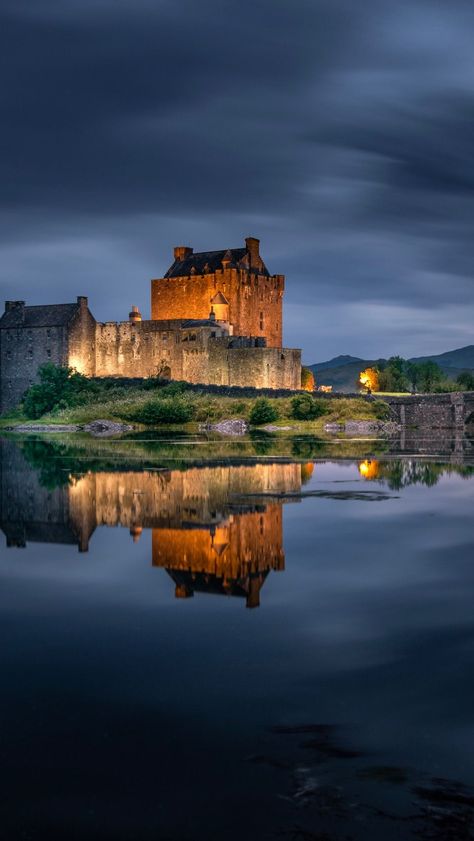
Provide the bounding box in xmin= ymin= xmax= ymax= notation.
xmin=28 ymin=349 xmax=33 ymax=358
xmin=210 ymin=331 xmax=216 ymax=338
xmin=46 ymin=329 xmax=51 ymax=339
xmin=260 ymin=311 xmax=264 ymax=330
xmin=47 ymin=349 xmax=51 ymax=358
xmin=162 ymin=333 xmax=168 ymax=341
xmin=6 ymin=350 xmax=11 ymax=359
xmin=27 ymin=331 xmax=33 ymax=342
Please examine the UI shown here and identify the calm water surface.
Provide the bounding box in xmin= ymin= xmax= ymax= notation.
xmin=0 ymin=434 xmax=473 ymax=840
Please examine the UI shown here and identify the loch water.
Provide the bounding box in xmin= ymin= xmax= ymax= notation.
xmin=0 ymin=432 xmax=473 ymax=841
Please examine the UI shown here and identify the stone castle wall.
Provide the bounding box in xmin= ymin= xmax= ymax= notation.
xmin=67 ymin=298 xmax=96 ymax=376
xmin=91 ymin=321 xmax=300 ymax=390
xmin=151 ymin=267 xmax=284 ymax=348
xmin=0 ymin=324 xmax=69 ymax=412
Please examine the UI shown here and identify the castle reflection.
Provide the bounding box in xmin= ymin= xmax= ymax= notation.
xmin=0 ymin=441 xmax=306 ymax=608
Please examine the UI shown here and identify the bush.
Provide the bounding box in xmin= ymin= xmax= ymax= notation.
xmin=371 ymin=400 xmax=391 ymax=420
xmin=291 ymin=394 xmax=329 ymax=420
xmin=248 ymin=398 xmax=279 ymax=425
xmin=130 ymin=398 xmax=194 ymax=425
xmin=23 ymin=364 xmax=98 ymax=419
xmin=456 ymin=372 xmax=474 ymax=391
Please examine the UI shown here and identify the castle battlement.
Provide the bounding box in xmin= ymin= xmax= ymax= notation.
xmin=0 ymin=237 xmax=301 ymax=411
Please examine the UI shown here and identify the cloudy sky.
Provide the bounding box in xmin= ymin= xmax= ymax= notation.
xmin=1 ymin=0 xmax=473 ymax=362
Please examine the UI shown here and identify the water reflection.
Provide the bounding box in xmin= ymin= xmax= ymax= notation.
xmin=0 ymin=436 xmax=473 ymax=839
xmin=1 ymin=440 xmax=309 ymax=607
xmin=2 ymin=436 xmax=474 ymax=613
xmin=358 ymin=457 xmax=474 ymax=488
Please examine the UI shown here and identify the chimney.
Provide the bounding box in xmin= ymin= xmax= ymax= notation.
xmin=174 ymin=246 xmax=193 ymax=262
xmin=129 ymin=305 xmax=142 ymax=323
xmin=245 ymin=237 xmax=260 ymax=267
xmin=5 ymin=300 xmax=25 ymax=313
xmin=77 ymin=296 xmax=88 ymax=308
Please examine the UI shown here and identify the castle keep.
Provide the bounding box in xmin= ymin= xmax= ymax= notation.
xmin=0 ymin=237 xmax=301 ymax=411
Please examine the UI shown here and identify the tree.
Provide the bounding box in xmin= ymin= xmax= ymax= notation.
xmin=378 ymin=356 xmax=410 ymax=392
xmin=413 ymin=361 xmax=443 ymax=393
xmin=456 ymin=371 xmax=474 ymax=391
xmin=358 ymin=367 xmax=380 ymax=392
xmin=301 ymin=367 xmax=315 ymax=391
xmin=23 ymin=364 xmax=96 ymax=419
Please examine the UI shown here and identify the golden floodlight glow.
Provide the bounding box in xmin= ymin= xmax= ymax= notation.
xmin=359 ymin=367 xmax=379 ymax=392
xmin=68 ymin=357 xmax=86 ymax=375
xmin=359 ymin=459 xmax=380 ymax=480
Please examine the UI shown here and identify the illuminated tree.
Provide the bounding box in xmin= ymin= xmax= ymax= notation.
xmin=301 ymin=366 xmax=315 ymax=391
xmin=359 ymin=367 xmax=380 ymax=392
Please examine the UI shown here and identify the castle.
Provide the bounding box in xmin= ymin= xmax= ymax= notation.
xmin=0 ymin=237 xmax=301 ymax=411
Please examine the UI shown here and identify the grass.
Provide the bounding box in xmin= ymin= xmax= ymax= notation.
xmin=0 ymin=387 xmax=390 ymax=432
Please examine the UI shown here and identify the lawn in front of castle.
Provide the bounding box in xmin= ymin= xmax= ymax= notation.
xmin=0 ymin=365 xmax=389 ymax=432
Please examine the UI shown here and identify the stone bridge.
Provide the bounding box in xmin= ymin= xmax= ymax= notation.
xmin=380 ymin=391 xmax=474 ymax=428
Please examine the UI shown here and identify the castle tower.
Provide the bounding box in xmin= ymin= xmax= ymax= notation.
xmin=150 ymin=237 xmax=285 ymax=348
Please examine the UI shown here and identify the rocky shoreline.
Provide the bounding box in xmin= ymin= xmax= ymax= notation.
xmin=6 ymin=419 xmax=133 ymax=437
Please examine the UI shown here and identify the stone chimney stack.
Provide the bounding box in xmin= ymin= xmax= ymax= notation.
xmin=77 ymin=296 xmax=88 ymax=309
xmin=174 ymin=246 xmax=193 ymax=262
xmin=5 ymin=300 xmax=25 ymax=312
xmin=129 ymin=305 xmax=142 ymax=323
xmin=245 ymin=237 xmax=260 ymax=267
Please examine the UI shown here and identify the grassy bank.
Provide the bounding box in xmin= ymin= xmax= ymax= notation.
xmin=0 ymin=365 xmax=392 ymax=431
xmin=1 ymin=389 xmax=389 ymax=433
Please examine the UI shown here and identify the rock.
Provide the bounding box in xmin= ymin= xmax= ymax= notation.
xmin=8 ymin=419 xmax=132 ymax=436
xmin=324 ymin=422 xmax=345 ymax=433
xmin=344 ymin=420 xmax=401 ymax=436
xmin=9 ymin=423 xmax=80 ymax=433
xmin=82 ymin=419 xmax=133 ymax=437
xmin=199 ymin=419 xmax=249 ymax=436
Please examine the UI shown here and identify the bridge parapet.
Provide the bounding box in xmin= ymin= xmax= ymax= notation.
xmin=382 ymin=391 xmax=474 ymax=428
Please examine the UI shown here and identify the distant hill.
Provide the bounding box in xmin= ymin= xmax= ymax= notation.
xmin=310 ymin=354 xmax=364 ymax=373
xmin=409 ymin=345 xmax=474 ymax=370
xmin=308 ymin=345 xmax=474 ymax=393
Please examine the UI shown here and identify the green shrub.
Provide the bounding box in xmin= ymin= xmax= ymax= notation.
xmin=290 ymin=394 xmax=328 ymax=420
xmin=23 ymin=364 xmax=98 ymax=419
xmin=456 ymin=372 xmax=474 ymax=391
xmin=248 ymin=398 xmax=279 ymax=426
xmin=371 ymin=399 xmax=391 ymax=420
xmin=130 ymin=398 xmax=194 ymax=425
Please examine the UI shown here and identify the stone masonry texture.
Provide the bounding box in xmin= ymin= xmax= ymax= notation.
xmin=0 ymin=238 xmax=301 ymax=411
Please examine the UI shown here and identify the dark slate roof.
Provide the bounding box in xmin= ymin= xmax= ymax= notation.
xmin=0 ymin=303 xmax=80 ymax=329
xmin=181 ymin=318 xmax=222 ymax=328
xmin=164 ymin=247 xmax=269 ymax=278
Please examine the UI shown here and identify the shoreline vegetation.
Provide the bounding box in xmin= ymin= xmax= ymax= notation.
xmin=0 ymin=364 xmax=392 ymax=434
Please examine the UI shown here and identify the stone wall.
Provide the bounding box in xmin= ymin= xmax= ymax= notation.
xmin=151 ymin=266 xmax=284 ymax=348
xmin=0 ymin=323 xmax=69 ymax=411
xmin=93 ymin=321 xmax=301 ymax=390
xmin=383 ymin=392 xmax=474 ymax=428
xmin=67 ymin=298 xmax=97 ymax=376
xmin=208 ymin=342 xmax=301 ymax=389
xmin=94 ymin=319 xmax=185 ymax=379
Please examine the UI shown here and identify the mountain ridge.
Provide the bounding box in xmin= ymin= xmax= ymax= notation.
xmin=307 ymin=344 xmax=474 ymax=392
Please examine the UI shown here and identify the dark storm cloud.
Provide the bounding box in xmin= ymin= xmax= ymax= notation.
xmin=0 ymin=0 xmax=473 ymax=358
